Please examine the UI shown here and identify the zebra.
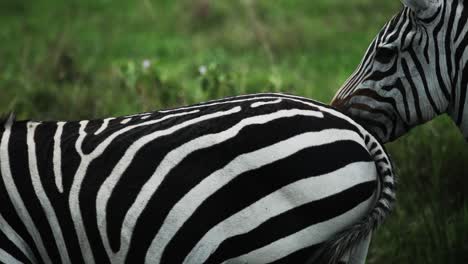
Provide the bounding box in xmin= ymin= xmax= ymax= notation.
xmin=0 ymin=93 xmax=396 ymax=264
xmin=332 ymin=0 xmax=468 ymax=143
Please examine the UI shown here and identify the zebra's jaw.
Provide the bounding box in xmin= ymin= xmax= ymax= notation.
xmin=462 ymin=123 xmax=468 ymax=142
xmin=332 ymin=94 xmax=406 ymax=143
xmin=461 ymin=96 xmax=468 ymax=141
xmin=447 ymin=55 xmax=468 ymax=142
xmin=455 ymin=117 xmax=468 ymax=142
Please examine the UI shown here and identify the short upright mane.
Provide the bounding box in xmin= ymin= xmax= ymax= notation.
xmin=0 ymin=113 xmax=16 ymax=128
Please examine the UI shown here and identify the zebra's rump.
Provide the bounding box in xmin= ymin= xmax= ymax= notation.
xmin=1 ymin=93 xmax=382 ymax=264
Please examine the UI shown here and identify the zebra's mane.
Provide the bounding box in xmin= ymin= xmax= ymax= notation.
xmin=0 ymin=113 xmax=15 ymax=128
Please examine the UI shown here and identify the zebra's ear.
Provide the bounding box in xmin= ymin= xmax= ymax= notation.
xmin=401 ymin=0 xmax=440 ymax=18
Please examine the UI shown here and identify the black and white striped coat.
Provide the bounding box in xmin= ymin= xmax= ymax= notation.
xmin=0 ymin=93 xmax=396 ymax=264
xmin=332 ymin=0 xmax=468 ymax=143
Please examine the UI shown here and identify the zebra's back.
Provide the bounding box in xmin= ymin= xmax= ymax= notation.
xmin=0 ymin=93 xmax=394 ymax=264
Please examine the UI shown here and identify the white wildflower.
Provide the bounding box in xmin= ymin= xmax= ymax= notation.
xmin=199 ymin=65 xmax=207 ymax=75
xmin=142 ymin=59 xmax=151 ymax=70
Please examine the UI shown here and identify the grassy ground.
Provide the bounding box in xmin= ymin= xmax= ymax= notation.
xmin=1 ymin=0 xmax=467 ymax=263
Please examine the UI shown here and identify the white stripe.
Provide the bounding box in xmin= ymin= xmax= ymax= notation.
xmin=120 ymin=118 xmax=131 ymax=124
xmin=95 ymin=107 xmax=242 ymax=263
xmin=27 ymin=122 xmax=71 ymax=264
xmin=123 ymin=113 xmax=150 ymax=118
xmin=251 ymin=98 xmax=282 ymax=108
xmin=53 ymin=122 xmax=65 ymax=193
xmin=94 ymin=118 xmax=115 ymax=135
xmin=0 ymin=121 xmax=52 ymax=264
xmin=222 ymin=198 xmax=375 ymax=263
xmin=69 ymin=121 xmax=96 ymax=264
xmin=383 ymin=188 xmax=396 ymax=199
xmin=183 ymin=161 xmax=376 ymax=263
xmin=0 ymin=213 xmax=37 ymax=264
xmin=384 ymin=176 xmax=394 ymax=184
xmin=0 ymin=248 xmax=24 ymax=264
xmin=145 ymin=128 xmax=366 ymax=263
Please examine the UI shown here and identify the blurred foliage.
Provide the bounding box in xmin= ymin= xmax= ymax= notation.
xmin=0 ymin=0 xmax=467 ymax=263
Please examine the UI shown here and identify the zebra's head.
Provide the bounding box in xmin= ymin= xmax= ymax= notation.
xmin=332 ymin=0 xmax=468 ymax=143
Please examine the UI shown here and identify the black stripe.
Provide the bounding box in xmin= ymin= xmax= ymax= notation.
xmin=0 ymin=231 xmax=32 ymax=264
xmin=422 ymin=27 xmax=431 ymax=63
xmin=269 ymin=244 xmax=323 ymax=264
xmin=401 ymin=58 xmax=424 ymax=123
xmin=60 ymin=122 xmax=82 ymax=194
xmin=368 ymin=55 xmax=398 ymax=81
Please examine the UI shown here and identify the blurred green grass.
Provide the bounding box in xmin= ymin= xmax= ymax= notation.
xmin=0 ymin=0 xmax=467 ymax=263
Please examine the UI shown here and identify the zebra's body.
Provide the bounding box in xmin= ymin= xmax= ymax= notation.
xmin=0 ymin=93 xmax=395 ymax=264
xmin=332 ymin=0 xmax=468 ymax=143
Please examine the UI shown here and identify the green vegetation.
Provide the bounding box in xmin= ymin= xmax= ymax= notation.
xmin=1 ymin=0 xmax=467 ymax=263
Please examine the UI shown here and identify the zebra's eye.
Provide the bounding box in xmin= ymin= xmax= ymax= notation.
xmin=375 ymin=46 xmax=397 ymax=64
